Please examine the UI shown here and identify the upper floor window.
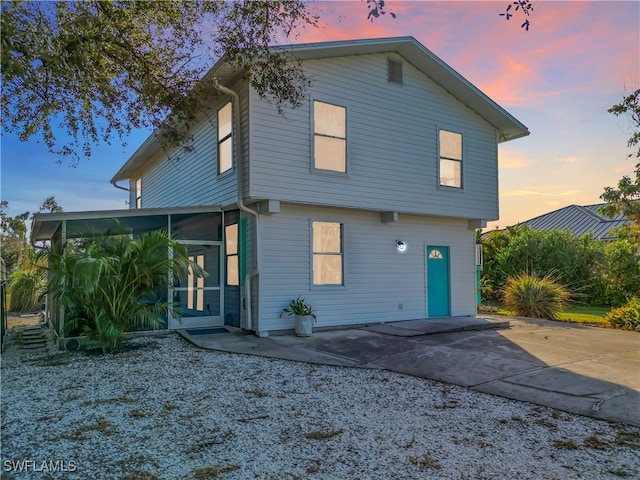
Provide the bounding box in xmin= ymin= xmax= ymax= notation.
xmin=312 ymin=221 xmax=343 ymax=285
xmin=135 ymin=178 xmax=142 ymax=209
xmin=313 ymin=101 xmax=346 ymax=172
xmin=439 ymin=130 xmax=463 ymax=188
xmin=218 ymin=102 xmax=233 ymax=174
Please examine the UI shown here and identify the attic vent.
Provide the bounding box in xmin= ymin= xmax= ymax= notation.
xmin=388 ymin=59 xmax=403 ymax=84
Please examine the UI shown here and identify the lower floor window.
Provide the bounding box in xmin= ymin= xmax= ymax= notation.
xmin=225 ymin=223 xmax=239 ymax=286
xmin=312 ymin=221 xmax=343 ymax=285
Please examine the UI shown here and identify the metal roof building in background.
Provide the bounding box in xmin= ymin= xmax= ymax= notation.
xmin=517 ymin=203 xmax=630 ymax=241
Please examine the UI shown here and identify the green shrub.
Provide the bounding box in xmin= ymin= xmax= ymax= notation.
xmin=496 ymin=228 xmax=600 ymax=294
xmin=605 ymin=297 xmax=640 ymax=330
xmin=47 ymin=229 xmax=205 ymax=353
xmin=502 ymin=272 xmax=570 ymax=320
xmin=8 ymin=269 xmax=45 ymax=312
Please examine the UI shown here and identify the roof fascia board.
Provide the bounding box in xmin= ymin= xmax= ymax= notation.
xmin=32 ymin=204 xmax=223 ymax=224
xmin=31 ymin=205 xmax=223 ymax=243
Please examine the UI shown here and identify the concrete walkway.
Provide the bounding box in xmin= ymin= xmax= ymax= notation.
xmin=178 ymin=316 xmax=640 ymax=426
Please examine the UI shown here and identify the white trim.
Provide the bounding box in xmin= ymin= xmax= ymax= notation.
xmin=168 ymin=241 xmax=224 ymax=330
xmin=310 ymin=219 xmax=345 ymax=289
xmin=311 ymin=99 xmax=348 ymax=174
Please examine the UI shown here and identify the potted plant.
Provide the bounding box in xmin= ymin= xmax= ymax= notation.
xmin=281 ymin=296 xmax=317 ymax=337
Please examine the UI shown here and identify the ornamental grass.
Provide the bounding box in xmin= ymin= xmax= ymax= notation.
xmin=502 ymin=272 xmax=571 ymax=320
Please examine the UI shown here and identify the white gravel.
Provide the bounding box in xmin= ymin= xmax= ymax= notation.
xmin=1 ymin=333 xmax=639 ymax=480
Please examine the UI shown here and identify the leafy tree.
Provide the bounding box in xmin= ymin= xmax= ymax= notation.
xmin=1 ymin=196 xmax=64 ymax=274
xmin=499 ymin=0 xmax=534 ymax=31
xmin=46 ymin=229 xmax=205 ymax=353
xmin=601 ymin=88 xmax=640 ymax=241
xmin=481 ymin=225 xmax=638 ymax=307
xmin=0 ymin=200 xmax=30 ymax=274
xmin=39 ymin=195 xmax=64 ymax=213
xmin=590 ymin=238 xmax=640 ymax=307
xmin=2 ymin=0 xmax=397 ymax=165
xmin=1 ymin=1 xmax=317 ymax=164
xmin=478 ymin=226 xmax=520 ymax=300
xmin=2 ymin=0 xmax=527 ymax=164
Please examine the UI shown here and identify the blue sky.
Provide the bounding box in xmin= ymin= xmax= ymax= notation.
xmin=2 ymin=1 xmax=639 ymax=229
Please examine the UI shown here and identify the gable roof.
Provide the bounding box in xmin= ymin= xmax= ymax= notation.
xmin=112 ymin=36 xmax=529 ymax=184
xmin=281 ymin=37 xmax=529 ymax=142
xmin=517 ymin=203 xmax=630 ymax=240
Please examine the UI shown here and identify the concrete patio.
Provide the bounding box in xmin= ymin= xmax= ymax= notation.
xmin=178 ymin=316 xmax=640 ymax=426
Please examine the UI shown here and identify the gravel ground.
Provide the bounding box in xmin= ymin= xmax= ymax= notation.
xmin=1 ymin=333 xmax=639 ymax=480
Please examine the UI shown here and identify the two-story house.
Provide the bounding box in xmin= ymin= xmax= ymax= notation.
xmin=32 ymin=37 xmax=528 ymax=338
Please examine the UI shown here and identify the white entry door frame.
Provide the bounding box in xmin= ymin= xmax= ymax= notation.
xmin=169 ymin=240 xmax=224 ymax=329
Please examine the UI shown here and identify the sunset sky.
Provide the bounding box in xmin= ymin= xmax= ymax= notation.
xmin=1 ymin=0 xmax=639 ymax=230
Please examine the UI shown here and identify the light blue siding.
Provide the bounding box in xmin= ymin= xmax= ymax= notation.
xmin=130 ymin=81 xmax=251 ymax=209
xmin=248 ymin=53 xmax=499 ymax=221
xmin=258 ymin=203 xmax=476 ymax=333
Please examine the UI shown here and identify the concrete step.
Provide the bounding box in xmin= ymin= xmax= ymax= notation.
xmin=20 ymin=325 xmax=52 ymax=354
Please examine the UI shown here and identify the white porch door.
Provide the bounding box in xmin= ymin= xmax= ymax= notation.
xmin=169 ymin=242 xmax=223 ymax=329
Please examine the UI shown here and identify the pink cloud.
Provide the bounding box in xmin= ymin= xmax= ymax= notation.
xmin=292 ymin=1 xmax=638 ymax=109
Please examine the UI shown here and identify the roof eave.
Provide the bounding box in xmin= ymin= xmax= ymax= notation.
xmin=112 ymin=36 xmax=529 ymax=181
xmin=110 ymin=56 xmax=239 ymax=184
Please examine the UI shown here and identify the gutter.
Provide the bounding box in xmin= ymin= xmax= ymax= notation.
xmin=111 ymin=180 xmax=129 ymax=192
xmin=213 ymin=78 xmax=262 ymax=334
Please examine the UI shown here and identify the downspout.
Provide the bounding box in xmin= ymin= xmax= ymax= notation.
xmin=110 ymin=180 xmax=130 ymax=192
xmin=213 ymin=78 xmax=261 ymax=333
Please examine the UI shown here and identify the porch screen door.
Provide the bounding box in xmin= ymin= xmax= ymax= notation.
xmin=169 ymin=242 xmax=223 ymax=329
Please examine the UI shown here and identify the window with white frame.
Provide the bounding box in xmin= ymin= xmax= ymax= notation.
xmin=135 ymin=178 xmax=142 ymax=209
xmin=218 ymin=102 xmax=233 ymax=174
xmin=439 ymin=129 xmax=463 ymax=188
xmin=225 ymin=223 xmax=239 ymax=286
xmin=312 ymin=221 xmax=343 ymax=285
xmin=313 ymin=101 xmax=346 ymax=172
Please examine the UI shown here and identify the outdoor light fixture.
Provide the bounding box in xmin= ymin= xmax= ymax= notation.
xmin=396 ymin=240 xmax=407 ymax=252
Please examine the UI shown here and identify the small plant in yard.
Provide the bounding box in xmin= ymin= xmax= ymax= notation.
xmin=605 ymin=297 xmax=640 ymax=330
xmin=192 ymin=465 xmax=240 ymax=479
xmin=409 ymin=452 xmax=442 ymax=470
xmin=8 ymin=329 xmax=24 ymax=345
xmin=553 ymin=439 xmax=580 ymax=450
xmin=584 ymin=434 xmax=608 ymax=450
xmin=502 ymin=272 xmax=570 ymax=320
xmin=244 ymin=388 xmax=269 ymax=397
xmin=305 ymin=428 xmax=343 ymax=440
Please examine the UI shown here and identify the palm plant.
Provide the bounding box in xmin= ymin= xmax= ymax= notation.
xmin=46 ymin=229 xmax=205 ymax=353
xmin=7 ymin=251 xmax=47 ymax=312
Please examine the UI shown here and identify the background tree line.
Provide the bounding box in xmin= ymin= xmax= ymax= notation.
xmin=1 ymin=196 xmax=63 ymax=311
xmin=480 ymin=88 xmax=639 ymax=323
xmin=478 ymin=225 xmax=639 ymax=308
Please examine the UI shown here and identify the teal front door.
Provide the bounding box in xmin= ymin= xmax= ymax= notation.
xmin=427 ymin=246 xmax=450 ymax=317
